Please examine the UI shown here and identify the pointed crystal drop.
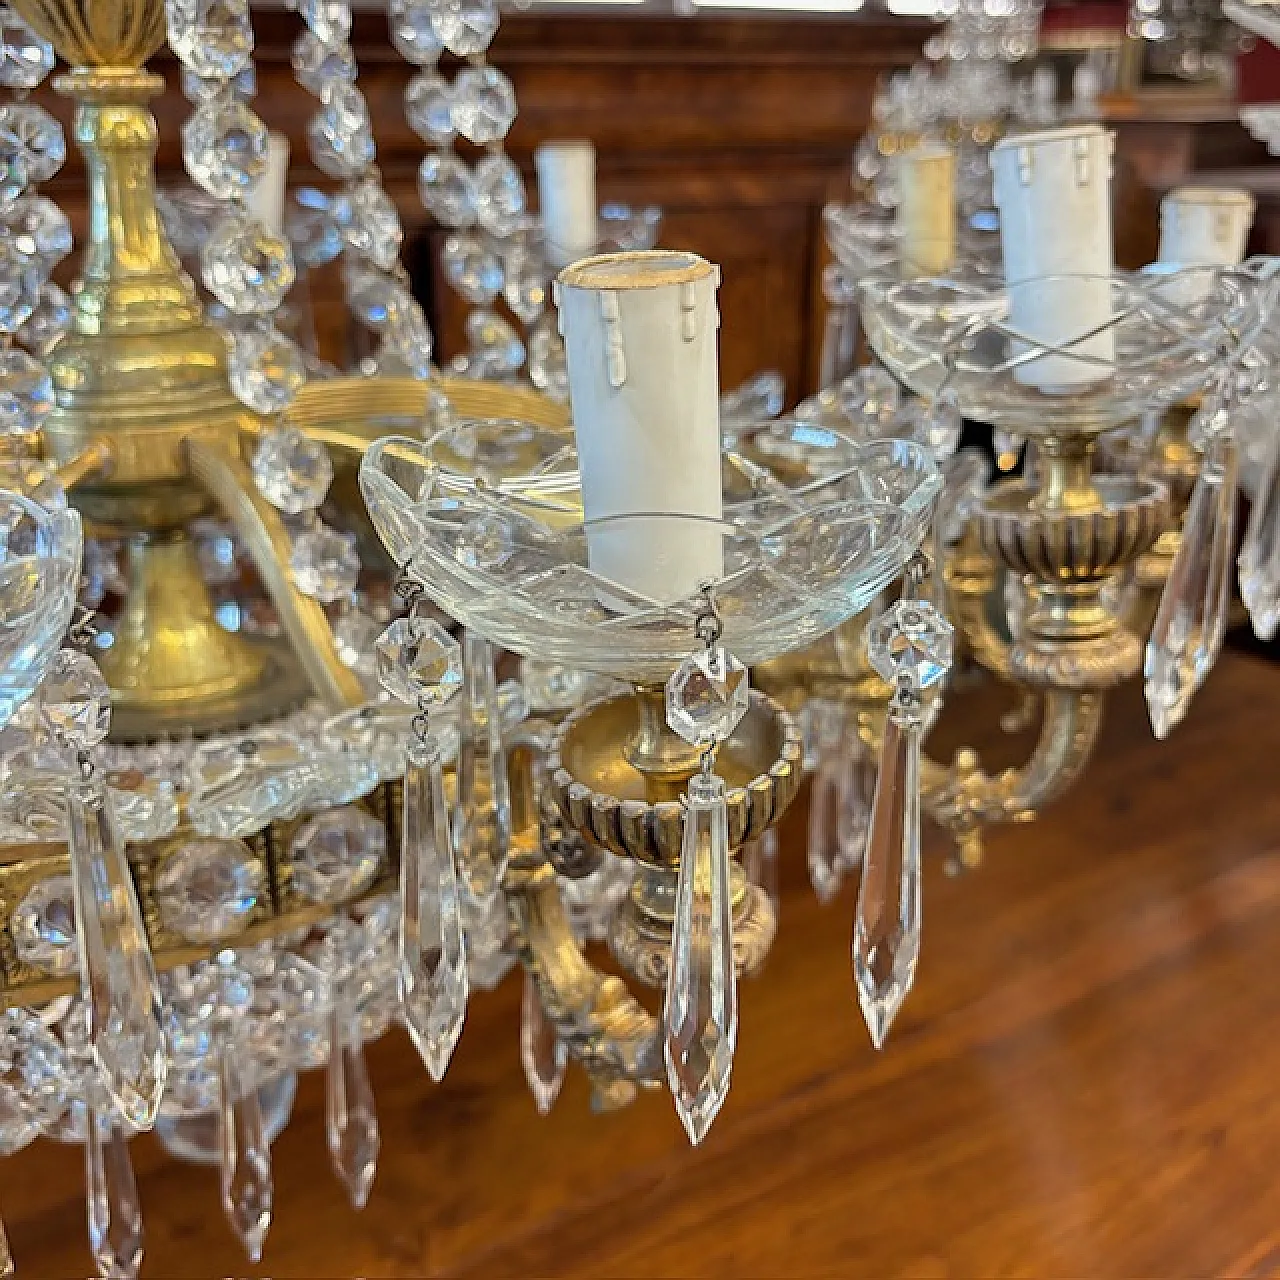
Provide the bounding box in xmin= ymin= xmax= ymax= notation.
xmin=0 ymin=1206 xmax=10 ymax=1278
xmin=1240 ymin=428 xmax=1280 ymax=641
xmin=1145 ymin=435 xmax=1238 ymax=739
xmin=66 ymin=778 xmax=167 ymax=1131
xmin=398 ymin=742 xmax=468 ymax=1082
xmin=326 ymin=1004 xmax=379 ymax=1210
xmin=84 ymin=1103 xmax=144 ymax=1280
xmin=837 ymin=736 xmax=874 ymax=872
xmin=805 ymin=700 xmax=846 ymax=905
xmin=454 ymin=632 xmax=511 ymax=899
xmin=520 ymin=970 xmax=565 ymax=1116
xmin=218 ymin=1044 xmax=272 ymax=1263
xmin=852 ymin=714 xmax=922 ymax=1050
xmin=663 ymin=772 xmax=736 ymax=1146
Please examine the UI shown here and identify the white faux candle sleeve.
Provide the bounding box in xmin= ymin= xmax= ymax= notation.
xmin=895 ymin=143 xmax=956 ymax=277
xmin=246 ymin=132 xmax=290 ymax=237
xmin=1158 ymin=186 xmax=1255 ymax=267
xmin=555 ymin=250 xmax=724 ymax=605
xmin=536 ymin=141 xmax=599 ymax=269
xmin=990 ymin=123 xmax=1115 ymax=392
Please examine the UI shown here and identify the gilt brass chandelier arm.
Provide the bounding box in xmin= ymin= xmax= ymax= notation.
xmin=943 ymin=531 xmax=1016 ymax=682
xmin=52 ymin=438 xmax=111 ymax=493
xmin=185 ymin=437 xmax=365 ymax=711
xmin=921 ymin=689 xmax=1106 ymax=844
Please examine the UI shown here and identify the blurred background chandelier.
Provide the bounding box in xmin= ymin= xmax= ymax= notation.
xmin=0 ymin=0 xmax=1276 ymax=1276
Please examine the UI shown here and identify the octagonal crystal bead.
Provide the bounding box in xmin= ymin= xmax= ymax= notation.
xmin=182 ymin=62 xmax=256 ymax=104
xmin=290 ymin=524 xmax=360 ymax=603
xmin=451 ymin=67 xmax=517 ymax=146
xmin=442 ymin=232 xmax=502 ymax=305
xmin=299 ymin=0 xmax=351 ymax=43
xmin=165 ymin=0 xmax=254 ymax=80
xmin=251 ymin=426 xmax=333 ymax=514
xmin=155 ymin=839 xmax=264 ymax=943
xmin=865 ymin=598 xmax=954 ymax=691
xmin=344 ymin=179 xmax=402 ymax=272
xmin=375 ymin=614 xmax=462 ymax=706
xmin=291 ymin=30 xmax=355 ymax=94
xmin=0 ymin=346 xmax=52 ymax=432
xmin=0 ymin=242 xmax=43 ymax=335
xmin=203 ymin=214 xmax=296 ymax=315
xmin=307 ymin=82 xmax=375 ymax=180
xmin=11 ymin=874 xmax=77 ymax=976
xmin=665 ymin=645 xmax=750 ymax=748
xmin=0 ymin=5 xmax=52 ymax=89
xmin=389 ymin=0 xmax=442 ymax=64
xmin=289 ymin=806 xmax=385 ymax=903
xmin=473 ymin=152 xmax=525 ymax=237
xmin=378 ymin=297 xmax=434 ymax=379
xmin=182 ymin=98 xmax=268 ymax=202
xmin=433 ymin=0 xmax=498 ymax=56
xmin=41 ymin=649 xmax=111 ymax=749
xmin=839 ymin=365 xmax=900 ymax=425
xmin=15 ymin=280 xmax=69 ymax=357
xmin=418 ymin=150 xmax=476 ymax=228
xmin=228 ymin=324 xmax=307 ymax=415
xmin=404 ymin=71 xmax=455 ymax=147
xmin=0 ymin=104 xmax=63 ymax=184
xmin=4 ymin=195 xmax=71 ymax=272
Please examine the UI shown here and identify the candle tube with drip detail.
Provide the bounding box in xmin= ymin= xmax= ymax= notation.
xmin=990 ymin=123 xmax=1115 ymax=392
xmin=246 ymin=133 xmax=289 ymax=237
xmin=555 ymin=250 xmax=724 ymax=603
xmin=536 ymin=140 xmax=599 ymax=269
xmin=895 ymin=143 xmax=955 ymax=277
xmin=1158 ymin=186 xmax=1255 ymax=267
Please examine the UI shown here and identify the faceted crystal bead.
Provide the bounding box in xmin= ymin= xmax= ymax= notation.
xmin=0 ymin=454 xmax=64 ymax=511
xmin=108 ymin=771 xmax=179 ymax=842
xmin=41 ymin=649 xmax=111 ymax=749
xmin=290 ymin=523 xmax=360 ymax=603
xmin=332 ymin=605 xmax=381 ymax=676
xmin=404 ymin=71 xmax=455 ymax=147
xmin=664 ymin=771 xmax=735 ymax=1145
xmin=15 ymin=279 xmax=69 ymax=356
xmin=66 ymin=778 xmax=167 ymax=1130
xmin=11 ymin=874 xmax=77 ymax=975
xmin=181 ymin=98 xmax=268 ymax=202
xmin=473 ymin=152 xmax=526 ymax=237
xmin=344 ymin=179 xmax=403 ymax=272
xmin=251 ymin=426 xmax=333 ymax=514
xmin=418 ymin=150 xmax=476 ymax=228
xmin=165 ymin=0 xmax=254 ymax=80
xmin=442 ymin=232 xmax=503 ymax=305
xmin=298 ymin=0 xmax=352 ymax=44
xmin=896 ymin=397 xmax=962 ymax=459
xmin=501 ymin=223 xmax=549 ymax=324
xmin=451 ymin=67 xmax=517 ymax=145
xmin=389 ymin=0 xmax=443 ymax=63
xmin=288 ymin=186 xmax=347 ymax=267
xmin=378 ymin=296 xmax=434 ymax=379
xmin=398 ymin=744 xmax=468 ymax=1080
xmin=203 ymin=215 xmax=295 ymax=315
xmin=0 ymin=1007 xmax=69 ymax=1148
xmin=155 ymin=839 xmax=263 ymax=943
xmin=0 ymin=242 xmax=44 ymax=335
xmin=290 ymin=30 xmax=355 ymax=95
xmin=326 ymin=1004 xmax=379 ymax=1209
xmin=85 ymin=1102 xmax=144 ymax=1280
xmin=852 ymin=711 xmax=922 ymax=1049
xmin=433 ymin=0 xmax=499 ymax=56
xmin=0 ymin=104 xmax=63 ymax=184
xmin=527 ymin=314 xmax=568 ymax=401
xmin=455 ymin=513 xmax=514 ymax=568
xmin=719 ymin=371 xmax=786 ymax=430
xmin=840 ymin=365 xmax=900 ymax=425
xmin=520 ymin=971 xmax=565 ymax=1116
xmin=290 ymin=806 xmax=385 ymax=903
xmin=218 ymin=1044 xmax=272 ymax=1263
xmin=344 ymin=262 xmax=410 ymax=330
xmin=182 ymin=62 xmax=256 ymax=104
xmin=245 ymin=954 xmax=332 ymax=1072
xmin=866 ymin=599 xmax=954 ymax=692
xmin=665 ymin=645 xmax=750 ymax=748
xmin=375 ymin=614 xmax=463 ymax=705
xmin=227 ymin=324 xmax=306 ymax=415
xmin=1145 ymin=436 xmax=1238 ymax=739
xmin=463 ymin=309 xmax=523 ymax=376
xmin=0 ymin=5 xmax=52 ymax=89
xmin=4 ymin=196 xmax=71 ymax=272
xmin=0 ymin=345 xmax=52 ymax=431
xmin=307 ymin=82 xmax=375 ymax=180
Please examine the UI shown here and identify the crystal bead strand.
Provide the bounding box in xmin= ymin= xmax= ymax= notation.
xmin=374 ymin=600 xmax=470 ymax=1079
xmin=0 ymin=3 xmax=72 ymax=504
xmin=391 ymin=0 xmax=531 ymax=378
xmin=852 ymin=563 xmax=954 ymax=1049
xmin=661 ymin=589 xmax=751 ymax=1145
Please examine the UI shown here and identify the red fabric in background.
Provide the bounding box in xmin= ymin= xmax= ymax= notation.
xmin=1239 ymin=39 xmax=1280 ymax=104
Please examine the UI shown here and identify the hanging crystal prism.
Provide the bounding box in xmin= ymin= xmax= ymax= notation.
xmin=66 ymin=776 xmax=167 ymax=1131
xmin=84 ymin=1098 xmax=143 ymax=1280
xmin=399 ymin=739 xmax=469 ymax=1082
xmin=663 ymin=771 xmax=736 ymax=1145
xmin=742 ymin=827 xmax=780 ymax=918
xmin=0 ymin=1208 xmax=9 ymax=1279
xmin=218 ymin=1043 xmax=272 ymax=1264
xmin=855 ymin=591 xmax=954 ymax=1049
xmin=520 ymin=970 xmax=566 ymax=1116
xmin=454 ymin=630 xmax=511 ymax=900
xmin=1239 ymin=427 xmax=1280 ymax=641
xmin=838 ymin=734 xmax=875 ymax=873
xmin=1145 ymin=434 xmax=1238 ymax=739
xmin=326 ymin=1002 xmax=379 ymax=1210
xmin=806 ymin=699 xmax=848 ymax=904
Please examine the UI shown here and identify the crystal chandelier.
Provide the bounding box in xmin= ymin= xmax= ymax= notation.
xmin=0 ymin=1 xmax=1275 ymax=1279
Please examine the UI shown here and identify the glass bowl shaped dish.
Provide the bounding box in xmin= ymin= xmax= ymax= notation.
xmin=0 ymin=492 xmax=82 ymax=732
xmin=859 ymin=261 xmax=1280 ymax=436
xmin=359 ymin=423 xmax=941 ymax=685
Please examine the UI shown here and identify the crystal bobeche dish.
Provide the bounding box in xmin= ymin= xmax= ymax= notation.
xmin=360 ymin=420 xmax=942 ymax=684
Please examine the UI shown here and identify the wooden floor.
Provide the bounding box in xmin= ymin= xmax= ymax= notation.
xmin=9 ymin=648 xmax=1280 ymax=1278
